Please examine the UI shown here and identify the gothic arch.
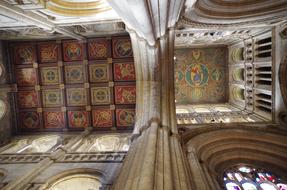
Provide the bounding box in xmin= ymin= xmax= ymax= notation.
xmin=182 ymin=125 xmax=287 ymax=190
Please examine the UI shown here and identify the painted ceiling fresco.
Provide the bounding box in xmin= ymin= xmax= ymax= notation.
xmin=11 ymin=35 xmax=136 ymax=132
xmin=175 ymin=47 xmax=228 ymax=104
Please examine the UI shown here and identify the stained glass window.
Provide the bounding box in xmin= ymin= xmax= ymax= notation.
xmin=223 ymin=166 xmax=287 ymax=190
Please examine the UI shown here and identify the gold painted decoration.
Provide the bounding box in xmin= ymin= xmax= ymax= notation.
xmin=63 ymin=41 xmax=84 ymax=62
xmin=12 ymin=36 xmax=136 ymax=132
xmin=116 ymin=109 xmax=135 ymax=127
xmin=113 ymin=63 xmax=136 ymax=81
xmin=89 ymin=64 xmax=109 ymax=82
xmin=38 ymin=43 xmax=59 ymax=63
xmin=43 ymin=0 xmax=112 ymax=17
xmin=115 ymin=86 xmax=136 ymax=104
xmin=91 ymin=87 xmax=110 ymax=105
xmin=88 ymin=39 xmax=110 ymax=60
xmin=40 ymin=67 xmax=60 ymax=85
xmin=14 ymin=44 xmax=36 ymax=64
xmin=42 ymin=89 xmax=63 ymax=107
xmin=68 ymin=111 xmax=89 ymax=128
xmin=44 ymin=111 xmax=65 ymax=128
xmin=66 ymin=88 xmax=87 ymax=106
xmin=175 ymin=47 xmax=227 ymax=104
xmin=92 ymin=109 xmax=113 ymax=127
xmin=20 ymin=111 xmax=40 ymax=128
xmin=112 ymin=38 xmax=133 ymax=58
xmin=64 ymin=65 xmax=85 ymax=84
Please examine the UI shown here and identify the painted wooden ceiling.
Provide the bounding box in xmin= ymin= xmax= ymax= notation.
xmin=175 ymin=46 xmax=228 ymax=104
xmin=10 ymin=35 xmax=136 ymax=133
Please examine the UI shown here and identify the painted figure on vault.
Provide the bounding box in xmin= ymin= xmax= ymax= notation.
xmin=191 ymin=65 xmax=202 ymax=85
xmin=185 ymin=64 xmax=208 ymax=87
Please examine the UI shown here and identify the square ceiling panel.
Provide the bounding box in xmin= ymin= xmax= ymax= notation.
xmin=10 ymin=35 xmax=136 ymax=133
xmin=175 ymin=46 xmax=228 ymax=104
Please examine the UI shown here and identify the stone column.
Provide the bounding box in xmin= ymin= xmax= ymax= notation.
xmin=112 ymin=29 xmax=192 ymax=190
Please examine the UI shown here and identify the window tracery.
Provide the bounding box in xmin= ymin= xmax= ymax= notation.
xmin=223 ymin=166 xmax=287 ymax=190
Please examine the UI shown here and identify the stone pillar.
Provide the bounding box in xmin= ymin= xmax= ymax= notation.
xmin=112 ymin=29 xmax=192 ymax=190
xmin=186 ymin=147 xmax=212 ymax=190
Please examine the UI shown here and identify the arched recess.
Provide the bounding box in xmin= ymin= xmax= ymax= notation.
xmin=231 ymin=48 xmax=244 ymax=63
xmin=74 ymin=134 xmax=130 ymax=152
xmin=182 ymin=125 xmax=287 ymax=190
xmin=1 ymin=135 xmax=60 ymax=153
xmin=232 ymin=68 xmax=244 ymax=82
xmin=39 ymin=168 xmax=107 ymax=190
xmin=232 ymin=86 xmax=245 ymax=101
xmin=279 ymin=54 xmax=287 ymax=107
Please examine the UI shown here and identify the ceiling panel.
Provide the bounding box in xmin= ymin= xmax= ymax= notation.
xmin=175 ymin=46 xmax=228 ymax=104
xmin=10 ymin=35 xmax=136 ymax=133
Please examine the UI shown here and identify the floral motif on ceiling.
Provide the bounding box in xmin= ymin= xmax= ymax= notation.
xmin=175 ymin=47 xmax=228 ymax=104
xmin=10 ymin=35 xmax=136 ymax=133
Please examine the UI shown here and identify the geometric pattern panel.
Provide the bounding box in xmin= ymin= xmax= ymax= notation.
xmin=17 ymin=91 xmax=39 ymax=108
xmin=62 ymin=41 xmax=84 ymax=62
xmin=13 ymin=44 xmax=36 ymax=64
xmin=38 ymin=43 xmax=59 ymax=63
xmin=92 ymin=109 xmax=113 ymax=127
xmin=42 ymin=89 xmax=63 ymax=107
xmin=16 ymin=68 xmax=37 ymax=86
xmin=11 ymin=35 xmax=136 ymax=133
xmin=68 ymin=111 xmax=89 ymax=128
xmin=40 ymin=67 xmax=60 ymax=85
xmin=19 ymin=111 xmax=41 ymax=129
xmin=66 ymin=88 xmax=87 ymax=106
xmin=44 ymin=111 xmax=65 ymax=128
xmin=91 ymin=87 xmax=111 ymax=105
xmin=116 ymin=109 xmax=135 ymax=127
xmin=112 ymin=38 xmax=133 ymax=58
xmin=88 ymin=38 xmax=110 ymax=60
xmin=115 ymin=86 xmax=136 ymax=104
xmin=175 ymin=47 xmax=228 ymax=104
xmin=64 ymin=65 xmax=85 ymax=84
xmin=113 ymin=62 xmax=136 ymax=81
xmin=89 ymin=64 xmax=109 ymax=82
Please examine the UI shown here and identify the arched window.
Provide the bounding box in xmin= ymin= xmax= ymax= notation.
xmin=223 ymin=165 xmax=287 ymax=190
